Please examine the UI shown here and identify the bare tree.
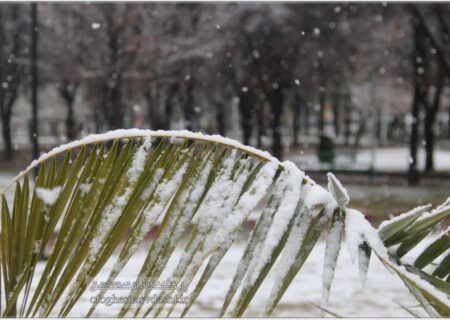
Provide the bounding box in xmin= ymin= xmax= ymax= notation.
xmin=0 ymin=5 xmax=26 ymax=160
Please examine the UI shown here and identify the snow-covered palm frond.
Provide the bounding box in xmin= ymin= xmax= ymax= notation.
xmin=378 ymin=200 xmax=450 ymax=316
xmin=0 ymin=129 xmax=449 ymax=317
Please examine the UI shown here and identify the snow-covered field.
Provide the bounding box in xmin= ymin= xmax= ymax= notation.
xmin=357 ymin=147 xmax=450 ymax=172
xmin=290 ymin=146 xmax=450 ymax=172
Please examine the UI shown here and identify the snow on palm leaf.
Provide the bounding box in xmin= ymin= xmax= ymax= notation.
xmin=0 ymin=129 xmax=449 ymax=317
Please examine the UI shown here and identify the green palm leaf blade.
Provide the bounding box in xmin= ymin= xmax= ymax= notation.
xmin=125 ymin=149 xmax=255 ymax=315
xmin=379 ymin=204 xmax=431 ymax=247
xmin=400 ymin=278 xmax=440 ymax=317
xmin=264 ymin=177 xmax=343 ymax=316
xmin=396 ymin=228 xmax=433 ymax=259
xmin=394 ymin=300 xmax=423 ymax=318
xmin=58 ymin=138 xmax=179 ymax=316
xmin=100 ymin=143 xmax=211 ymax=317
xmin=119 ymin=147 xmax=234 ymax=318
xmin=33 ymin=143 xmax=116 ymax=316
xmin=140 ymin=156 xmax=271 ymax=317
xmin=408 ymin=205 xmax=450 ymax=235
xmin=219 ymin=180 xmax=282 ymax=317
xmin=230 ymin=211 xmax=296 ymax=317
xmin=27 ymin=144 xmax=110 ymax=316
xmin=4 ymin=179 xmax=34 ymax=315
xmin=178 ymin=161 xmax=267 ymax=317
xmin=433 ymin=251 xmax=450 ymax=279
xmin=180 ymin=246 xmax=228 ymax=317
xmin=20 ymin=151 xmax=71 ymax=314
xmin=414 ymin=229 xmax=450 ymax=269
xmin=327 ymin=173 xmax=349 ymax=210
xmin=230 ymin=165 xmax=305 ymax=317
xmin=386 ymin=261 xmax=450 ymax=316
xmin=405 ymin=265 xmax=450 ymax=295
xmin=1 ymin=195 xmax=12 ymax=304
xmin=86 ymin=139 xmax=190 ymax=317
xmin=320 ymin=208 xmax=344 ymax=306
xmin=264 ymin=207 xmax=327 ymax=316
xmin=393 ymin=205 xmax=450 ymax=259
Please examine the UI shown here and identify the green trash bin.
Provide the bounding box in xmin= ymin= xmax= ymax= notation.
xmin=317 ymin=134 xmax=335 ymax=164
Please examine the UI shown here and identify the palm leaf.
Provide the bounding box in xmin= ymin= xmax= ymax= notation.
xmin=0 ymin=129 xmax=449 ymax=317
xmin=378 ymin=199 xmax=450 ymax=316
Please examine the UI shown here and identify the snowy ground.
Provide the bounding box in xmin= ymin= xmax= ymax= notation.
xmin=289 ymin=146 xmax=450 ymax=172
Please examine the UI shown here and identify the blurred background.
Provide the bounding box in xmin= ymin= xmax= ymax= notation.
xmin=0 ymin=2 xmax=450 ymax=224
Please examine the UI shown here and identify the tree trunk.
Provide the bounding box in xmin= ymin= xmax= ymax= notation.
xmin=238 ymin=92 xmax=253 ymax=146
xmin=408 ymin=18 xmax=427 ymax=186
xmin=256 ymin=101 xmax=265 ymax=148
xmin=424 ymin=74 xmax=443 ymax=172
xmin=58 ymin=82 xmax=78 ymax=141
xmin=411 ymin=5 xmax=450 ymax=80
xmin=106 ymin=77 xmax=123 ymax=129
xmin=66 ymin=103 xmax=76 ymax=141
xmin=424 ymin=112 xmax=435 ymax=172
xmin=103 ymin=7 xmax=123 ymax=130
xmin=318 ymin=64 xmax=326 ymax=133
xmin=216 ymin=101 xmax=226 ymax=136
xmin=1 ymin=112 xmax=13 ymax=160
xmin=183 ymin=79 xmax=195 ymax=131
xmin=291 ymin=94 xmax=301 ymax=148
xmin=448 ymin=105 xmax=450 ymax=139
xmin=408 ymin=89 xmax=421 ymax=185
xmin=94 ymin=107 xmax=101 ymax=133
xmin=332 ymin=93 xmax=341 ymax=136
xmin=270 ymin=88 xmax=283 ymax=160
xmin=318 ymin=89 xmax=325 ymax=133
xmin=353 ymin=112 xmax=367 ymax=148
xmin=344 ymin=104 xmax=351 ymax=146
xmin=145 ymin=85 xmax=168 ymax=131
xmin=164 ymin=83 xmax=178 ymax=130
xmin=304 ymin=102 xmax=310 ymax=135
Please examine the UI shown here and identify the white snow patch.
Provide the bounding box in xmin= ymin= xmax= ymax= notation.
xmin=378 ymin=204 xmax=431 ymax=231
xmin=36 ymin=186 xmax=62 ymax=206
xmin=210 ymin=161 xmax=278 ymax=251
xmin=128 ymin=136 xmax=152 ymax=183
xmin=248 ymin=162 xmax=304 ymax=285
xmin=415 ymin=204 xmax=450 ymax=223
xmin=305 ymin=184 xmax=337 ymax=217
xmin=79 ymin=183 xmax=92 ymax=196
xmin=345 ymin=209 xmax=388 ymax=263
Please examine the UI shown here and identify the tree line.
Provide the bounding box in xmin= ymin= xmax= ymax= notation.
xmin=0 ymin=3 xmax=449 ymax=183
